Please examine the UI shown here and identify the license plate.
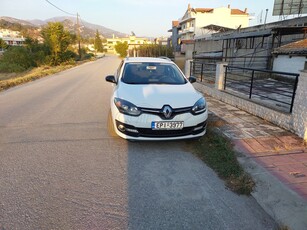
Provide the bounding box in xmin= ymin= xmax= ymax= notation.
xmin=151 ymin=121 xmax=184 ymax=130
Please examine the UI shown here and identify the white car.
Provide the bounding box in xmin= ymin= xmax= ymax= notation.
xmin=105 ymin=57 xmax=208 ymax=141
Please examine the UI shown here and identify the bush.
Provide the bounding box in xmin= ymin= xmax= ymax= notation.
xmin=60 ymin=50 xmax=77 ymax=63
xmin=0 ymin=46 xmax=34 ymax=72
xmin=0 ymin=62 xmax=26 ymax=73
xmin=137 ymin=44 xmax=173 ymax=58
xmin=82 ymin=53 xmax=95 ymax=60
xmin=32 ymin=50 xmax=48 ymax=66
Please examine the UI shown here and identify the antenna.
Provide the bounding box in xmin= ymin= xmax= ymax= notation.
xmin=264 ymin=9 xmax=269 ymax=28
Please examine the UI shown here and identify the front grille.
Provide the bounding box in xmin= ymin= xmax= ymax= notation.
xmin=140 ymin=106 xmax=192 ymax=120
xmin=138 ymin=127 xmax=195 ymax=137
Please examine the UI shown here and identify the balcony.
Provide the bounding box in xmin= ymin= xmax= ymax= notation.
xmin=178 ymin=27 xmax=195 ymax=36
xmin=179 ymin=16 xmax=195 ymax=24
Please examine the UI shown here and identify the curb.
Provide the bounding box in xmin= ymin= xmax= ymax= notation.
xmin=238 ymin=154 xmax=307 ymax=230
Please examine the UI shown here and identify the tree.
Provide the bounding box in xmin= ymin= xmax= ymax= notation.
xmin=25 ymin=37 xmax=55 ymax=66
xmin=94 ymin=30 xmax=104 ymax=53
xmin=41 ymin=22 xmax=74 ymax=65
xmin=0 ymin=38 xmax=8 ymax=50
xmin=137 ymin=44 xmax=173 ymax=58
xmin=114 ymin=41 xmax=128 ymax=58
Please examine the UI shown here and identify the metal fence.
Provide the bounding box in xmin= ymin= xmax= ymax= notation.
xmin=190 ymin=61 xmax=216 ymax=83
xmin=224 ymin=66 xmax=299 ymax=113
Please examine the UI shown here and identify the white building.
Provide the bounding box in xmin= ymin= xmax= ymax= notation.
xmin=178 ymin=4 xmax=250 ymax=54
xmin=105 ymin=35 xmax=152 ymax=55
xmin=273 ymin=39 xmax=307 ymax=74
xmin=0 ymin=29 xmax=25 ymax=46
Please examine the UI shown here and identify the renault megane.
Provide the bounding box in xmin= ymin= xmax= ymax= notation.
xmin=105 ymin=57 xmax=208 ymax=141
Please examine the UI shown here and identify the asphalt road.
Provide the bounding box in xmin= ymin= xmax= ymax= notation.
xmin=0 ymin=56 xmax=277 ymax=230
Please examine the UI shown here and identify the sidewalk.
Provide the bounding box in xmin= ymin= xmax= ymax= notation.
xmin=205 ymin=94 xmax=307 ymax=230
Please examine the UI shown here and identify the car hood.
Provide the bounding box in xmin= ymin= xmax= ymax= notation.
xmin=116 ymin=83 xmax=202 ymax=108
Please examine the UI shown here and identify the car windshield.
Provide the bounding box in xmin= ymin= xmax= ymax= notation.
xmin=121 ymin=62 xmax=187 ymax=85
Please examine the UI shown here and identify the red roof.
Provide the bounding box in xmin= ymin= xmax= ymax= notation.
xmin=172 ymin=21 xmax=179 ymax=27
xmin=181 ymin=40 xmax=194 ymax=44
xmin=192 ymin=7 xmax=248 ymax=15
xmin=195 ymin=8 xmax=213 ymax=13
xmin=273 ymin=39 xmax=307 ymax=54
xmin=231 ymin=9 xmax=248 ymax=15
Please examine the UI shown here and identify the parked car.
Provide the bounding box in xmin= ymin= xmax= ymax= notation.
xmin=105 ymin=57 xmax=208 ymax=141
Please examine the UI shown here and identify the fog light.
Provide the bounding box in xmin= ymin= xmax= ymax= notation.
xmin=193 ymin=126 xmax=203 ymax=131
xmin=118 ymin=124 xmax=126 ymax=132
xmin=125 ymin=128 xmax=139 ymax=133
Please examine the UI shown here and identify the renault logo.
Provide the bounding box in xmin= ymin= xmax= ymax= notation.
xmin=162 ymin=105 xmax=172 ymax=119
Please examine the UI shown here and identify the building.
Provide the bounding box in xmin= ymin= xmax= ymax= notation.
xmin=105 ymin=35 xmax=152 ymax=56
xmin=168 ymin=21 xmax=181 ymax=53
xmin=272 ymin=39 xmax=307 ymax=74
xmin=192 ymin=16 xmax=307 ymax=70
xmin=0 ymin=29 xmax=25 ymax=46
xmin=154 ymin=36 xmax=168 ymax=46
xmin=177 ymin=4 xmax=250 ymax=54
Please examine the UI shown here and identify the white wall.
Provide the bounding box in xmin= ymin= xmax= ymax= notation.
xmin=273 ymin=55 xmax=307 ymax=74
xmin=194 ymin=7 xmax=249 ymax=34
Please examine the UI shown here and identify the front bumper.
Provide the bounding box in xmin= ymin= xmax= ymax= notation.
xmin=116 ymin=120 xmax=207 ymax=139
xmin=111 ymin=107 xmax=208 ymax=140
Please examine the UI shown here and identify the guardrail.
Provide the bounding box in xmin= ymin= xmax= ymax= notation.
xmin=224 ymin=65 xmax=299 ymax=113
xmin=190 ymin=61 xmax=216 ymax=83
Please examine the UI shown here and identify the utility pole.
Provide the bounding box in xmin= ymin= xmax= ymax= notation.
xmin=77 ymin=13 xmax=81 ymax=60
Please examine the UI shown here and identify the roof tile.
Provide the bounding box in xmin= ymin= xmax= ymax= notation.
xmin=231 ymin=9 xmax=248 ymax=15
xmin=274 ymin=39 xmax=307 ymax=54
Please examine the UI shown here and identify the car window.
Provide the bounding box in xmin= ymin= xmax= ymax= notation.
xmin=121 ymin=62 xmax=187 ymax=85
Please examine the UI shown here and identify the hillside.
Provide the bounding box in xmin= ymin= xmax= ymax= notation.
xmin=0 ymin=16 xmax=127 ymax=38
xmin=0 ymin=17 xmax=40 ymax=39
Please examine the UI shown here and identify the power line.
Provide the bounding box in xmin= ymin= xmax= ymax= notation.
xmin=78 ymin=15 xmax=86 ymax=29
xmin=44 ymin=0 xmax=82 ymax=58
xmin=45 ymin=0 xmax=76 ymax=16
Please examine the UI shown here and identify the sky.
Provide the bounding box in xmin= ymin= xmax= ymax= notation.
xmin=0 ymin=0 xmax=298 ymax=37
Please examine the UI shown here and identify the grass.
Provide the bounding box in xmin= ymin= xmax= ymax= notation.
xmin=186 ymin=121 xmax=255 ymax=195
xmin=0 ymin=64 xmax=76 ymax=91
xmin=276 ymin=225 xmax=291 ymax=230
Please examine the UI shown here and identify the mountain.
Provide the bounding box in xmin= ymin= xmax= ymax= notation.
xmin=28 ymin=19 xmax=46 ymax=26
xmin=0 ymin=16 xmax=40 ymax=39
xmin=0 ymin=16 xmax=127 ymax=38
xmin=0 ymin=16 xmax=35 ymax=27
xmin=31 ymin=16 xmax=127 ymax=38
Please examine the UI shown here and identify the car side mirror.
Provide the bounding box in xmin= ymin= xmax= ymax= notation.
xmin=105 ymin=75 xmax=116 ymax=84
xmin=189 ymin=76 xmax=197 ymax=83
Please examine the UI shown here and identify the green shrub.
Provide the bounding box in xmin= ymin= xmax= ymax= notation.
xmin=60 ymin=50 xmax=77 ymax=62
xmin=0 ymin=46 xmax=34 ymax=72
xmin=0 ymin=62 xmax=26 ymax=73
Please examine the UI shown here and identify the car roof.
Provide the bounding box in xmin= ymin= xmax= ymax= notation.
xmin=123 ymin=57 xmax=173 ymax=64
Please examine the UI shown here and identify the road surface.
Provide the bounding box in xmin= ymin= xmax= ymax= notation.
xmin=0 ymin=56 xmax=277 ymax=229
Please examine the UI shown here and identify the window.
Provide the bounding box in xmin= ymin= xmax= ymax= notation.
xmin=121 ymin=63 xmax=187 ymax=85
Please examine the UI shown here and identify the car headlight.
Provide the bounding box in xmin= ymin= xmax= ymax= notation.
xmin=114 ymin=98 xmax=142 ymax=116
xmin=191 ymin=97 xmax=206 ymax=115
